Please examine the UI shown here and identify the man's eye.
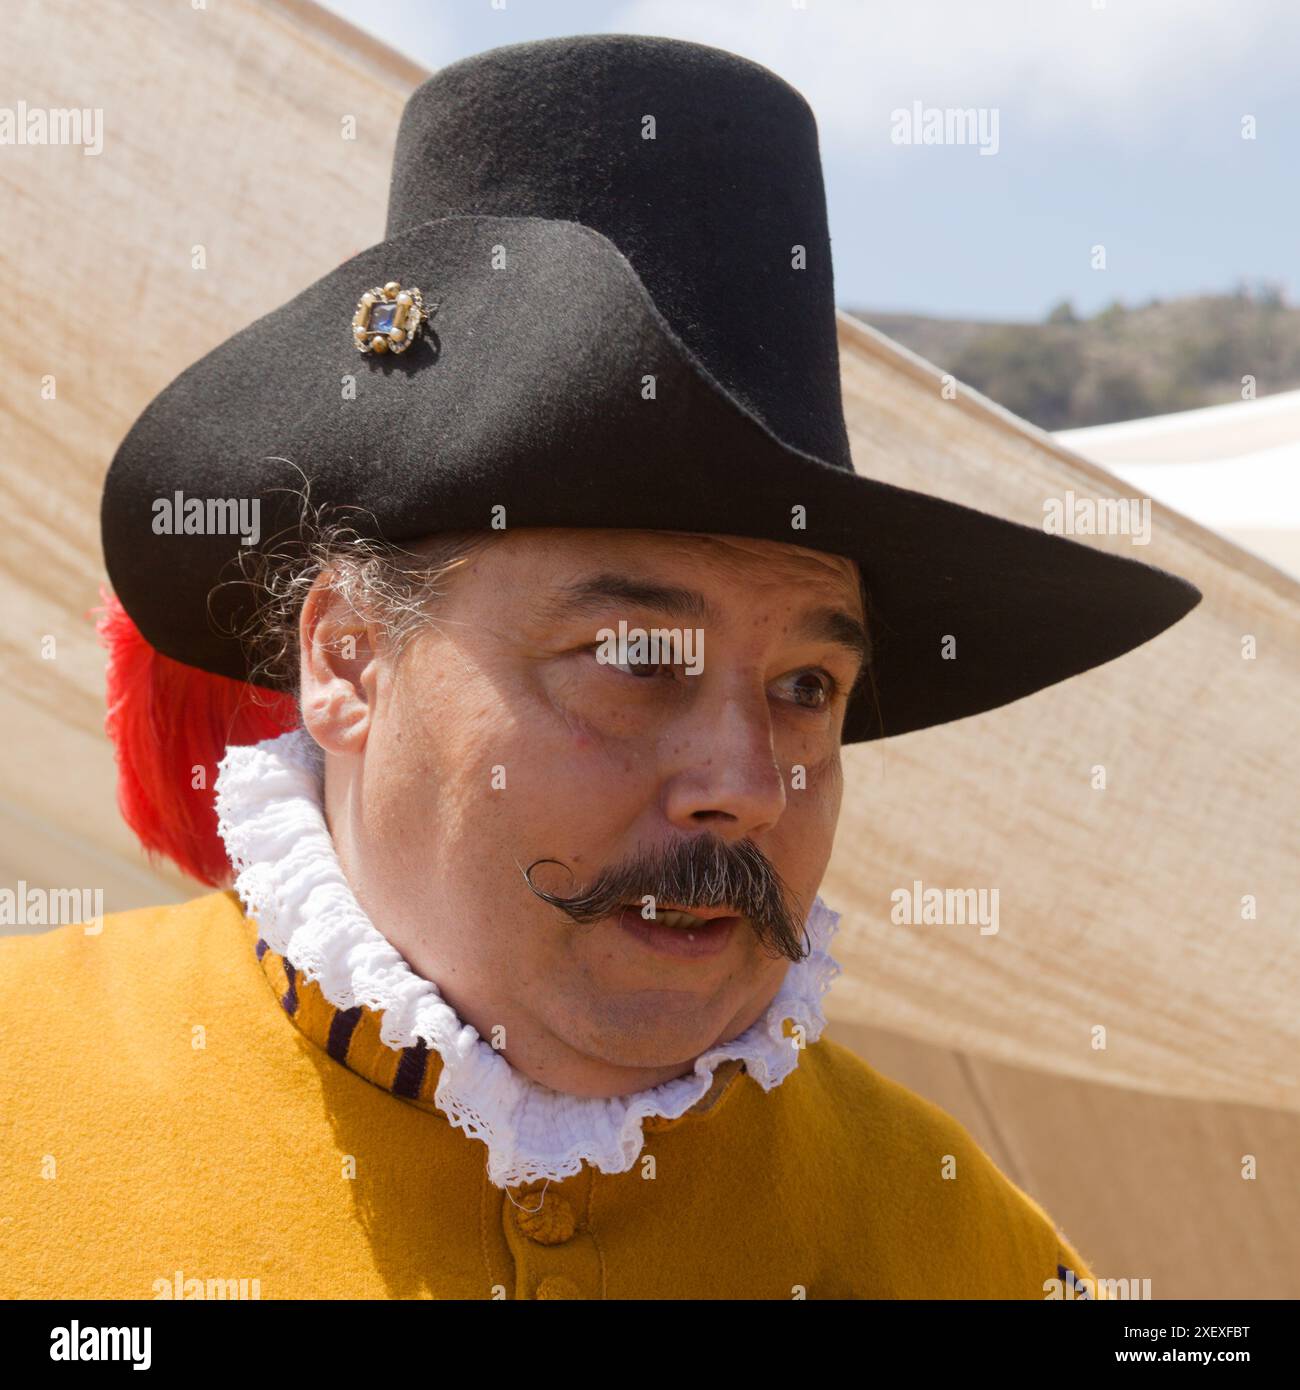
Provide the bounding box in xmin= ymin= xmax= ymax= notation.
xmin=774 ymin=669 xmax=838 ymax=710
xmin=585 ymin=646 xmax=676 ymax=679
xmin=609 ymin=657 xmax=676 ymax=679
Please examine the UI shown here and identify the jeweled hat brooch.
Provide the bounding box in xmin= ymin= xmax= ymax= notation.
xmin=352 ymin=280 xmax=429 ymax=354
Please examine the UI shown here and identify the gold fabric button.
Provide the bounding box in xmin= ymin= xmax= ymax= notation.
xmin=513 ymin=1191 xmax=577 ymax=1245
xmin=534 ymin=1275 xmax=583 ymax=1300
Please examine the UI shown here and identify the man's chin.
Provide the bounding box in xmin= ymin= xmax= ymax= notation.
xmin=559 ymin=993 xmax=759 ymax=1080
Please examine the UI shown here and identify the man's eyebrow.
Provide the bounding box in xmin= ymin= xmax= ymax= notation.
xmin=536 ymin=573 xmax=871 ymax=669
xmin=535 ymin=574 xmax=711 ymax=624
xmin=800 ymin=606 xmax=872 ymax=672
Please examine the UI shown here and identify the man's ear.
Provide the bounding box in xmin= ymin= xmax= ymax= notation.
xmin=298 ymin=572 xmax=381 ymax=755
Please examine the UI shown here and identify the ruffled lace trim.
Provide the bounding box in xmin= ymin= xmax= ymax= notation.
xmin=214 ymin=727 xmax=843 ymax=1189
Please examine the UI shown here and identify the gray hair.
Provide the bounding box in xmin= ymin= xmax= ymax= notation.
xmin=236 ymin=506 xmax=489 ymax=698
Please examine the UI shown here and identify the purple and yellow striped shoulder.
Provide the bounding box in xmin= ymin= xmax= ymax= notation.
xmin=253 ymin=935 xmax=444 ymax=1109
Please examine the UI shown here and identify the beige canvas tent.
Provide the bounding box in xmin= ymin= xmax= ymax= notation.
xmin=1058 ymin=391 xmax=1300 ymax=581
xmin=1 ymin=0 xmax=1295 ymax=1298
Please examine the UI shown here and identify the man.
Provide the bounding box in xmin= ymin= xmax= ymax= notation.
xmin=0 ymin=33 xmax=1198 ymax=1299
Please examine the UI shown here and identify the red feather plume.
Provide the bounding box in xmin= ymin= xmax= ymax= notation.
xmin=94 ymin=587 xmax=299 ymax=886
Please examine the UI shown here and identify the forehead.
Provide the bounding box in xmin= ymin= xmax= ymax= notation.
xmin=476 ymin=527 xmax=863 ymax=615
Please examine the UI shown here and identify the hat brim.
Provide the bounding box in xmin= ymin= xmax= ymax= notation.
xmin=101 ymin=213 xmax=1201 ymax=744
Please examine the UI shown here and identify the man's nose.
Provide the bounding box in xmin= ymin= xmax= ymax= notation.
xmin=657 ymin=681 xmax=786 ymax=837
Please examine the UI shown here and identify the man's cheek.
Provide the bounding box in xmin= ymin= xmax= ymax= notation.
xmin=396 ymin=692 xmax=508 ymax=767
xmin=780 ymin=747 xmax=841 ymax=807
xmin=536 ymin=660 xmax=666 ymax=743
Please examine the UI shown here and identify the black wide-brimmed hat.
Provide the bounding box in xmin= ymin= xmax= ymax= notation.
xmin=101 ymin=32 xmax=1201 ymax=744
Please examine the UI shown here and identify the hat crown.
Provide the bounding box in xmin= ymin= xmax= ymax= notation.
xmin=385 ymin=33 xmax=852 ymax=471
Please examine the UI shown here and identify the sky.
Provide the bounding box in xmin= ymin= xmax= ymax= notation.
xmin=317 ymin=0 xmax=1299 ymax=323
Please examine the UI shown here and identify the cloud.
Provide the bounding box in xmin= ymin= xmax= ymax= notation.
xmin=607 ymin=0 xmax=1300 ymax=155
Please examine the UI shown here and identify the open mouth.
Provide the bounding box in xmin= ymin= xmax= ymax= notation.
xmin=613 ymin=903 xmax=741 ymax=960
xmin=644 ymin=907 xmax=717 ymax=930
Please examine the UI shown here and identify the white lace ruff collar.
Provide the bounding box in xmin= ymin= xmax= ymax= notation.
xmin=214 ymin=728 xmax=843 ymax=1189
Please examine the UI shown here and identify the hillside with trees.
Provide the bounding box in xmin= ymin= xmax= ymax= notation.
xmin=850 ymin=282 xmax=1299 ymax=430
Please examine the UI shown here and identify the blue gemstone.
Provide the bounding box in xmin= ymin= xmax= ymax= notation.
xmin=367 ymin=300 xmax=400 ymax=334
